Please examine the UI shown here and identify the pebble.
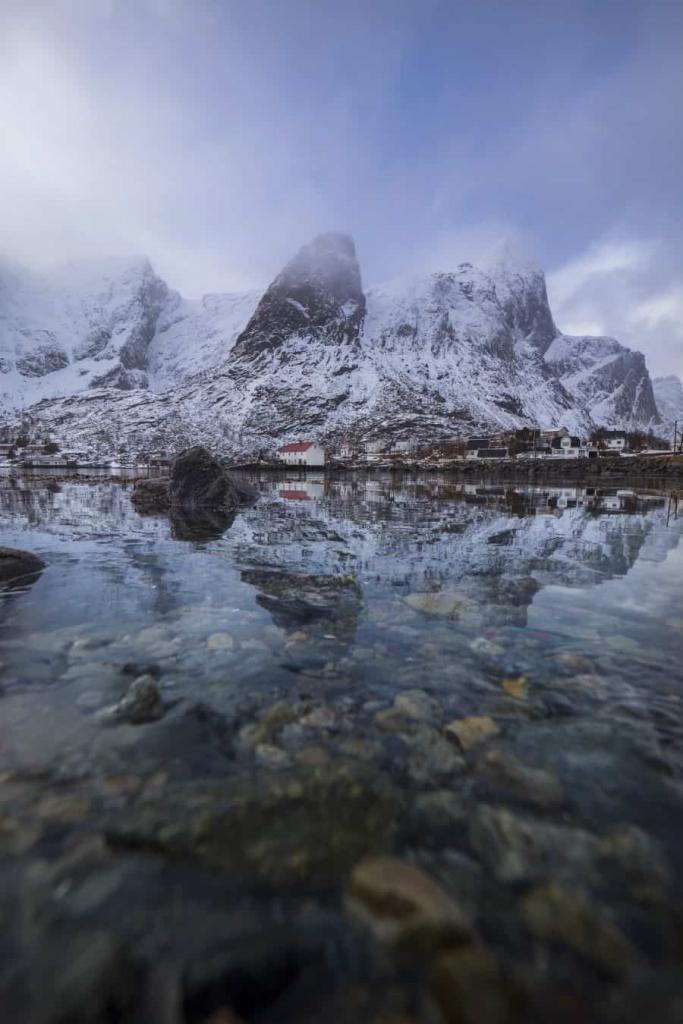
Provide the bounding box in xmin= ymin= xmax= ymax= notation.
xmin=445 ymin=716 xmax=500 ymax=751
xmin=501 ymin=676 xmax=527 ymax=699
xmin=206 ymin=632 xmax=235 ymax=651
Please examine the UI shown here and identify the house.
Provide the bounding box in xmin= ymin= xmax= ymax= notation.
xmin=551 ymin=435 xmax=582 ymax=458
xmin=465 ymin=438 xmax=492 ymax=460
xmin=466 ymin=438 xmax=509 ymax=460
xmin=604 ymin=430 xmax=628 ymax=451
xmin=277 ymin=441 xmax=326 ymax=467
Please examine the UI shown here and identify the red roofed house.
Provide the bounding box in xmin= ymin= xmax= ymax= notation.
xmin=277 ymin=441 xmax=326 ymax=467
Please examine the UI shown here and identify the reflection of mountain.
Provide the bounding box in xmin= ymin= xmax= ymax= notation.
xmin=231 ymin=477 xmax=676 ymax=600
xmin=0 ymin=475 xmax=680 ymax=635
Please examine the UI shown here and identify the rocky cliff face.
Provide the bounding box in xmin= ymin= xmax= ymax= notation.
xmin=0 ymin=234 xmax=664 ymax=452
xmin=0 ymin=257 xmax=172 ymax=409
xmin=544 ymin=333 xmax=660 ymax=429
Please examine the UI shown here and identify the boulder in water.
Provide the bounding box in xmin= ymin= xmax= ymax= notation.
xmin=0 ymin=547 xmax=45 ymax=586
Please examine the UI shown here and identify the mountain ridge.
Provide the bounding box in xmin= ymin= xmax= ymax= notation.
xmin=0 ymin=233 xmax=664 ymax=454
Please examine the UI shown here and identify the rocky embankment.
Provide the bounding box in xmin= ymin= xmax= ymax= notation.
xmin=324 ymin=454 xmax=683 ymax=483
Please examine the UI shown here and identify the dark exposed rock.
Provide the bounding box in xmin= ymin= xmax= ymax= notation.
xmin=130 ymin=448 xmax=255 ymax=535
xmin=0 ymin=546 xmax=45 ymax=586
xmin=169 ymin=446 xmax=239 ymax=513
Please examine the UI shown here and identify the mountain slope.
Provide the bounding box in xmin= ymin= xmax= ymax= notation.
xmin=653 ymin=375 xmax=683 ymax=432
xmin=1 ymin=234 xmax=663 ymax=453
xmin=544 ymin=333 xmax=660 ymax=428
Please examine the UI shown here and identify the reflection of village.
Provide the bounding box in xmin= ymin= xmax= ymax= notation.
xmin=269 ymin=474 xmax=668 ymax=517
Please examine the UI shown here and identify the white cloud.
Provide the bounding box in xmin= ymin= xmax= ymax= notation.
xmin=547 ymin=236 xmax=683 ymax=378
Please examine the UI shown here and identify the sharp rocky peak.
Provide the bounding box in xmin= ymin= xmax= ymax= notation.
xmin=230 ymin=232 xmax=365 ymax=362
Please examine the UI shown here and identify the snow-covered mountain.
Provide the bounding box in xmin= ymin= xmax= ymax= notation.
xmin=543 ymin=333 xmax=659 ymax=427
xmin=0 ymin=234 xmax=662 ymax=452
xmin=653 ymin=375 xmax=683 ymax=432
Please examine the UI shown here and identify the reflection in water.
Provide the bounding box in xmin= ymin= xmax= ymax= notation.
xmin=1 ymin=471 xmax=683 ymax=1023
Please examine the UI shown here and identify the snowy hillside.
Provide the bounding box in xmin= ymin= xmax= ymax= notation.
xmin=544 ymin=333 xmax=659 ymax=429
xmin=0 ymin=258 xmax=258 ymax=410
xmin=653 ymin=375 xmax=683 ymax=431
xmin=0 ymin=233 xmax=664 ymax=452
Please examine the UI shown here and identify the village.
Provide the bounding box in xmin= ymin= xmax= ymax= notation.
xmin=0 ymin=424 xmax=676 ymax=472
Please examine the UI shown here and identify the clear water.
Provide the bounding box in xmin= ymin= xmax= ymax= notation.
xmin=1 ymin=471 xmax=682 ymax=1022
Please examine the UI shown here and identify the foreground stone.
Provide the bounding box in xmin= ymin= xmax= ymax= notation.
xmin=96 ymin=674 xmax=163 ymax=725
xmin=106 ymin=767 xmax=401 ymax=885
xmin=0 ymin=546 xmax=45 ymax=585
xmin=445 ymin=716 xmax=500 ymax=751
xmin=431 ymin=946 xmax=513 ymax=1024
xmin=519 ymin=882 xmax=637 ymax=977
xmin=346 ymin=856 xmax=472 ymax=954
xmin=469 ymin=806 xmax=598 ymax=884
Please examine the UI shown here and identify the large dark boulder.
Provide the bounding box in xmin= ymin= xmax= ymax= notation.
xmin=130 ymin=449 xmax=254 ymax=532
xmin=168 ymin=446 xmax=239 ymax=512
xmin=0 ymin=547 xmax=45 ymax=586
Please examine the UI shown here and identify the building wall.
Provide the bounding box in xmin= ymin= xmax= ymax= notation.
xmin=279 ymin=446 xmax=326 ymax=466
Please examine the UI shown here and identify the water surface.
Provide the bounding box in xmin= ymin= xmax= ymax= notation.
xmin=1 ymin=472 xmax=682 ymax=1023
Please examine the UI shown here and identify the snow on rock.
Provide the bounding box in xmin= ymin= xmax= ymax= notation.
xmin=653 ymin=375 xmax=683 ymax=432
xmin=0 ymin=234 xmax=664 ymax=452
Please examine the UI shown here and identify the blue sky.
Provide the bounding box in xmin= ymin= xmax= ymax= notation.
xmin=1 ymin=0 xmax=681 ymax=374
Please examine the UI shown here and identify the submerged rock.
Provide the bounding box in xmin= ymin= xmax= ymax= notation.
xmin=346 ymin=856 xmax=472 ymax=954
xmin=469 ymin=806 xmax=598 ymax=884
xmin=519 ymin=882 xmax=637 ymax=977
xmin=96 ymin=674 xmax=163 ymax=725
xmin=0 ymin=546 xmax=45 ymax=586
xmin=431 ymin=946 xmax=513 ymax=1024
xmin=445 ymin=716 xmax=500 ymax=751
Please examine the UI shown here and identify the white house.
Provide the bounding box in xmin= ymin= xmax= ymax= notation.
xmin=277 ymin=442 xmax=326 ymax=467
xmin=550 ymin=435 xmax=582 ymax=458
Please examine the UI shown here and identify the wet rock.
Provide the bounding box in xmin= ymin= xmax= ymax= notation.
xmin=34 ymin=793 xmax=91 ymax=822
xmin=107 ymin=767 xmax=401 ymax=885
xmin=0 ymin=546 xmax=45 ymax=586
xmin=445 ymin=716 xmax=500 ymax=751
xmin=476 ymin=749 xmax=563 ymax=808
xmin=206 ymin=632 xmax=235 ymax=651
xmin=431 ymin=946 xmax=513 ymax=1024
xmin=238 ymin=700 xmax=302 ymax=747
xmin=24 ymin=929 xmax=136 ymax=1024
xmin=393 ymin=689 xmax=438 ymax=721
xmin=501 ymin=676 xmax=527 ymax=699
xmin=254 ymin=743 xmax=291 ymax=768
xmin=97 ymin=674 xmax=163 ymax=725
xmin=469 ymin=806 xmax=598 ymax=884
xmin=346 ymin=856 xmax=472 ymax=953
xmin=169 ymin=446 xmax=239 ymax=512
xmin=404 ymin=591 xmax=479 ymax=620
xmin=597 ymin=825 xmax=672 ymax=898
xmin=406 ymin=728 xmax=466 ymax=784
xmin=519 ymin=882 xmax=637 ymax=977
xmin=411 ymin=790 xmax=469 ymax=830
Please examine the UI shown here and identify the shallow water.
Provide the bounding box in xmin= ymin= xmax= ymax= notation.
xmin=1 ymin=472 xmax=683 ymax=1023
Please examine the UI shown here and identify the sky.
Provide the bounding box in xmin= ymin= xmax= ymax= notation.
xmin=1 ymin=0 xmax=682 ymax=375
